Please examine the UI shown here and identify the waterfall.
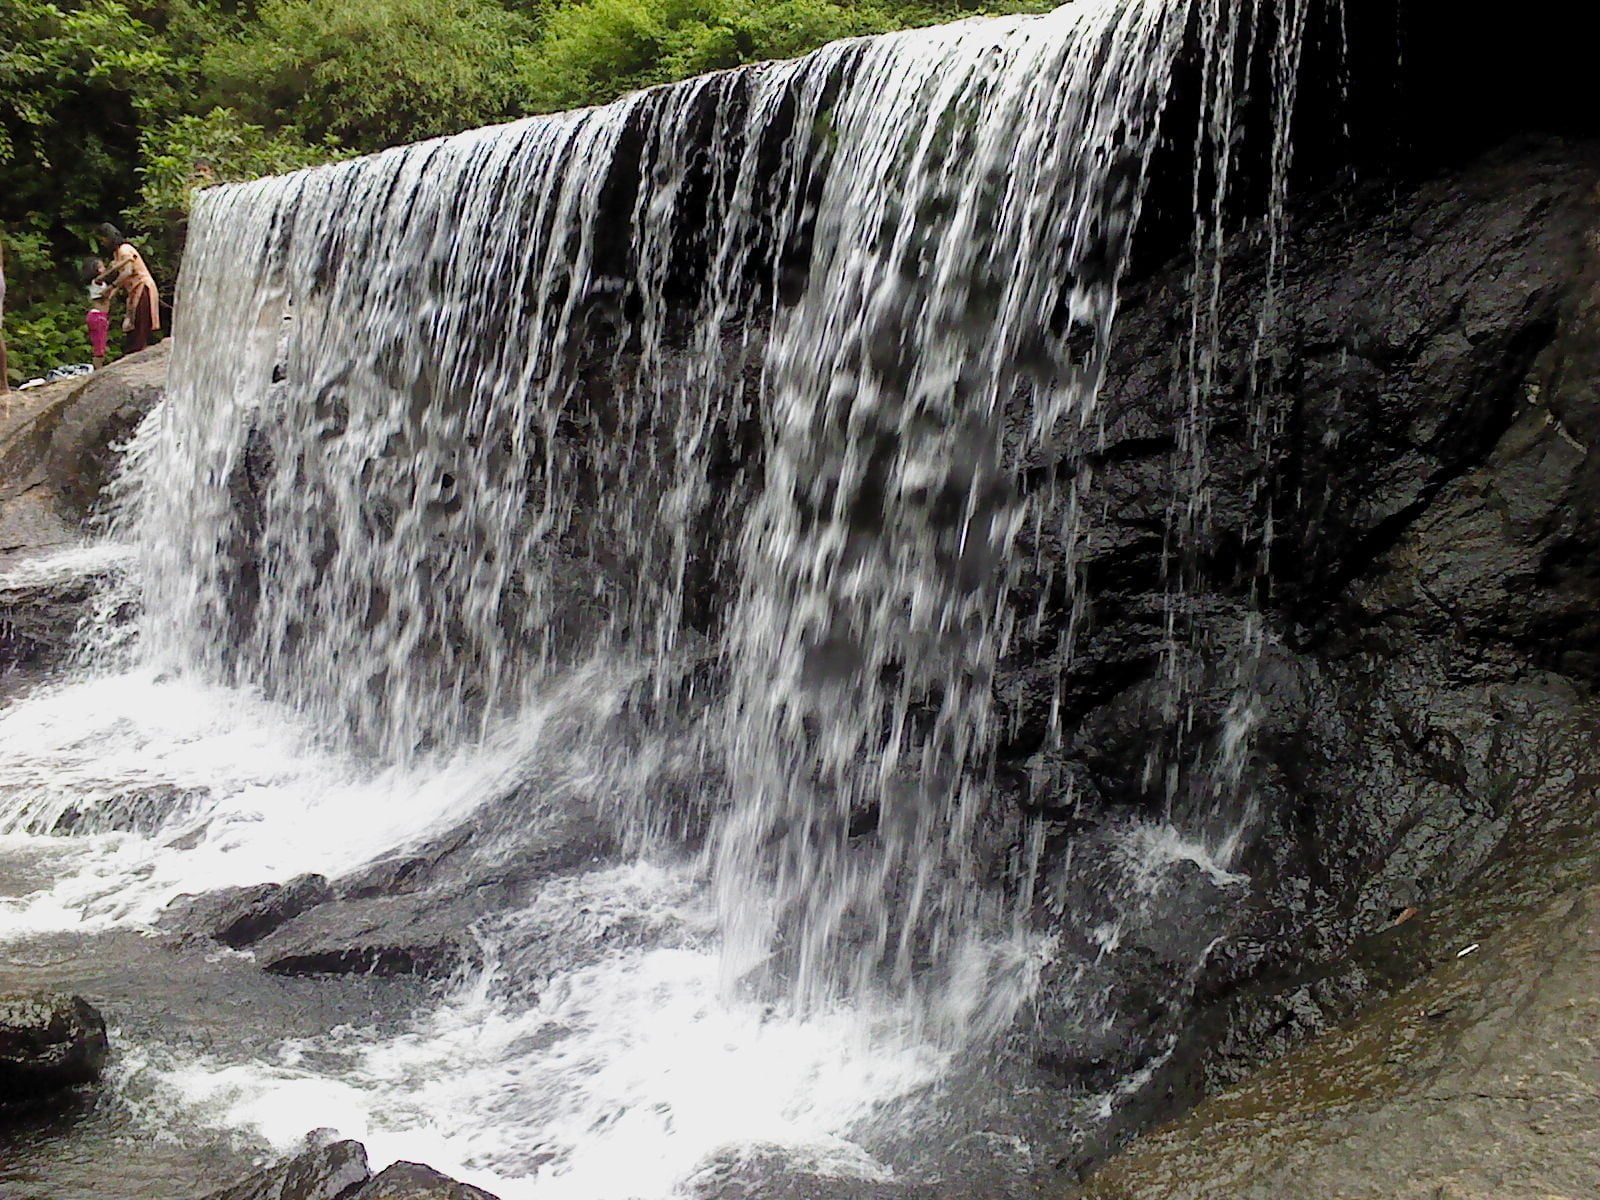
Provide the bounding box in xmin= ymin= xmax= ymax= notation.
xmin=1 ymin=1 xmax=1335 ymax=1194
xmin=133 ymin=0 xmax=1239 ymax=1018
xmin=713 ymin=1 xmax=1190 ymax=1014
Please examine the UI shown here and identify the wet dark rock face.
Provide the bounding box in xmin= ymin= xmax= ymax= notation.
xmin=202 ymin=1139 xmax=502 ymax=1200
xmin=204 ymin=1138 xmax=370 ymax=1200
xmin=0 ymin=569 xmax=99 ymax=672
xmin=1006 ymin=137 xmax=1600 ymax=1144
xmin=169 ymin=873 xmax=335 ymax=950
xmin=1 ymin=345 xmax=164 ymax=673
xmin=356 ymin=1162 xmax=501 ymax=1200
xmin=0 ymin=993 xmax=110 ymax=1113
xmin=160 ymin=789 xmax=618 ymax=980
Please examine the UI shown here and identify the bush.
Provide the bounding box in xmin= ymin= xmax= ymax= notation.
xmin=131 ymin=107 xmax=352 ymax=262
xmin=2 ymin=0 xmax=1058 ymax=334
xmin=520 ymin=0 xmax=1055 ymax=112
xmin=3 ymin=294 xmax=111 ymax=385
xmin=203 ymin=0 xmax=543 ymax=151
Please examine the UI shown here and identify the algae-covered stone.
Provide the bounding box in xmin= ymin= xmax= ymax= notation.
xmin=1075 ymin=884 xmax=1600 ymax=1199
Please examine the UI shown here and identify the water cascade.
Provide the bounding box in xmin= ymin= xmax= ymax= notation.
xmin=0 ymin=1 xmax=1336 ymax=1195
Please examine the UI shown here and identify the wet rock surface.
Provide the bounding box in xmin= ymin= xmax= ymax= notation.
xmin=163 ymin=785 xmax=617 ymax=980
xmin=1075 ymin=882 xmax=1600 ymax=1200
xmin=1003 ymin=137 xmax=1600 ymax=1157
xmin=0 ymin=566 xmax=97 ymax=672
xmin=203 ymin=1138 xmax=371 ymax=1200
xmin=354 ymin=1162 xmax=501 ymax=1200
xmin=252 ymin=890 xmax=485 ymax=977
xmin=0 ymin=993 xmax=109 ymax=1112
xmin=199 ymin=1140 xmax=503 ymax=1200
xmin=168 ymin=873 xmax=335 ymax=949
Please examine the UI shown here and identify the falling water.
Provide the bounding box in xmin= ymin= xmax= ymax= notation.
xmin=133 ymin=0 xmax=1208 ymax=1017
xmin=0 ymin=1 xmax=1331 ymax=1194
xmin=714 ymin=0 xmax=1191 ymax=1014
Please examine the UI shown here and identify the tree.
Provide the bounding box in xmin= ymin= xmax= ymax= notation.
xmin=202 ymin=0 xmax=542 ymax=151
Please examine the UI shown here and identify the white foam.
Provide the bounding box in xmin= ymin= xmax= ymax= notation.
xmin=1114 ymin=820 xmax=1250 ymax=893
xmin=0 ymin=541 xmax=133 ymax=588
xmin=131 ymin=869 xmax=947 ymax=1200
xmin=0 ymin=665 xmax=620 ymax=932
xmin=1 ymin=668 xmax=969 ymax=1199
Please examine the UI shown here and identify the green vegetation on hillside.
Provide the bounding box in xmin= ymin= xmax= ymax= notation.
xmin=0 ymin=0 xmax=1052 ymax=383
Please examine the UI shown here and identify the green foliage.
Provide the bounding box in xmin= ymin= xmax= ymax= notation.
xmin=131 ymin=107 xmax=352 ymax=260
xmin=520 ymin=0 xmax=1055 ymax=111
xmin=202 ymin=0 xmax=542 ymax=151
xmin=3 ymin=294 xmax=112 ymax=385
xmin=522 ymin=0 xmax=864 ymax=109
xmin=1 ymin=1 xmax=180 ymax=232
xmin=0 ymin=0 xmax=1053 ymax=377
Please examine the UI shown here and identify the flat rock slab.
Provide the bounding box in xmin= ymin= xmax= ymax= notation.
xmin=1077 ymin=881 xmax=1600 ymax=1200
xmin=253 ymin=891 xmax=486 ymax=978
xmin=0 ymin=992 xmax=110 ymax=1108
xmin=167 ymin=873 xmax=334 ymax=949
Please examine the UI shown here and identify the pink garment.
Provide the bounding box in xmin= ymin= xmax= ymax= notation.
xmin=86 ymin=309 xmax=110 ymax=358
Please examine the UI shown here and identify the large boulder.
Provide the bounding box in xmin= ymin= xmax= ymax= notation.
xmin=168 ymin=780 xmax=618 ymax=979
xmin=200 ymin=1142 xmax=502 ymax=1200
xmin=1005 ymin=137 xmax=1600 ymax=1143
xmin=202 ymin=1138 xmax=370 ymax=1200
xmin=0 ymin=341 xmax=168 ymax=547
xmin=166 ymin=873 xmax=334 ymax=949
xmin=0 ymin=992 xmax=110 ymax=1111
xmin=0 ymin=345 xmax=165 ymax=670
xmin=252 ymin=890 xmax=483 ymax=978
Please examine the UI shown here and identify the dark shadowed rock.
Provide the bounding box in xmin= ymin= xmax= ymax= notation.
xmin=254 ymin=891 xmax=483 ymax=978
xmin=352 ymin=1162 xmax=499 ymax=1200
xmin=0 ymin=992 xmax=110 ymax=1110
xmin=0 ymin=562 xmax=97 ymax=670
xmin=167 ymin=873 xmax=334 ymax=948
xmin=249 ymin=785 xmax=617 ymax=979
xmin=202 ymin=1138 xmax=370 ymax=1200
xmin=335 ymin=826 xmax=475 ymax=901
xmin=48 ymin=781 xmax=210 ymax=837
xmin=1006 ymin=138 xmax=1600 ymax=1153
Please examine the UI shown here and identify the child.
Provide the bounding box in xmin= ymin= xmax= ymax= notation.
xmin=83 ymin=258 xmax=113 ymax=370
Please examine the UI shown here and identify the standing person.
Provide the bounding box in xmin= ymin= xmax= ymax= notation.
xmin=82 ymin=259 xmax=114 ymax=370
xmin=93 ymin=223 xmax=161 ymax=354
